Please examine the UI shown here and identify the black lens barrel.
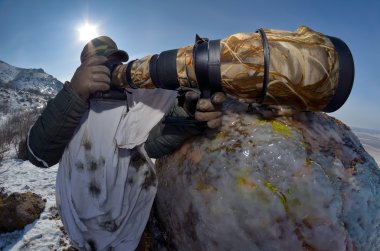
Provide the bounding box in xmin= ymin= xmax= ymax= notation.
xmin=146 ymin=38 xmax=222 ymax=98
xmin=150 ymin=49 xmax=180 ymax=90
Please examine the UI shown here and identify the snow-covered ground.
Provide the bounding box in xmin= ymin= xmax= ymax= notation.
xmin=352 ymin=127 xmax=380 ymax=165
xmin=363 ymin=144 xmax=380 ymax=165
xmin=0 ymin=159 xmax=73 ymax=251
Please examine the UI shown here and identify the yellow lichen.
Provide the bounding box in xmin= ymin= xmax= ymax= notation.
xmin=257 ymin=120 xmax=292 ymax=138
xmin=264 ymin=180 xmax=278 ymax=193
xmin=264 ymin=180 xmax=288 ymax=209
xmin=270 ymin=121 xmax=292 ymax=138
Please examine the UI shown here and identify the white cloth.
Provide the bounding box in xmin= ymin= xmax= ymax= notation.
xmin=56 ymin=89 xmax=176 ymax=251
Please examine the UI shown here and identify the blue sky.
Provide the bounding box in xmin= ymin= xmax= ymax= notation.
xmin=0 ymin=0 xmax=379 ymax=129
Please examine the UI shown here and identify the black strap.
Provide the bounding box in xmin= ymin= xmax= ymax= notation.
xmin=125 ymin=60 xmax=138 ymax=89
xmin=90 ymin=87 xmax=128 ymax=100
xmin=257 ymin=28 xmax=270 ymax=103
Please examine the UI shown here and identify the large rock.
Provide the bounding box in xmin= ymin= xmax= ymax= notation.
xmin=0 ymin=191 xmax=46 ymax=233
xmin=155 ymin=99 xmax=380 ymax=251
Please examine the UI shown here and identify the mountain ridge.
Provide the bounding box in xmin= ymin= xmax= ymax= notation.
xmin=0 ymin=60 xmax=63 ymax=124
xmin=0 ymin=60 xmax=63 ymax=95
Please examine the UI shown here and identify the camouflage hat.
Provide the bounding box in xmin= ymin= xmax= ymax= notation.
xmin=80 ymin=36 xmax=129 ymax=63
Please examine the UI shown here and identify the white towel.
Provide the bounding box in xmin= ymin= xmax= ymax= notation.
xmin=56 ymin=89 xmax=176 ymax=251
xmin=115 ymin=89 xmax=177 ymax=149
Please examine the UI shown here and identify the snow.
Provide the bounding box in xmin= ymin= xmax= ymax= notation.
xmin=0 ymin=159 xmax=73 ymax=251
xmin=362 ymin=144 xmax=380 ymax=166
xmin=0 ymin=62 xmax=20 ymax=84
xmin=352 ymin=128 xmax=380 ymax=166
xmin=0 ymin=60 xmax=69 ymax=250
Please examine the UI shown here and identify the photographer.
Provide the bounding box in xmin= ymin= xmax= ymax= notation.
xmin=26 ymin=36 xmax=225 ymax=251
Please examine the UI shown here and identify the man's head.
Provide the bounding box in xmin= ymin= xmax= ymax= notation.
xmin=80 ymin=36 xmax=129 ymax=63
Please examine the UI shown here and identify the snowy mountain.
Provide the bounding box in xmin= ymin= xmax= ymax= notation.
xmin=0 ymin=60 xmax=62 ymax=95
xmin=0 ymin=60 xmax=63 ymax=124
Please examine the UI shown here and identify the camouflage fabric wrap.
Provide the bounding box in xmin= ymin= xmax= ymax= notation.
xmin=80 ymin=36 xmax=129 ymax=63
xmin=130 ymin=55 xmax=155 ymax=89
xmin=113 ymin=26 xmax=349 ymax=112
xmin=220 ymin=26 xmax=340 ymax=110
xmin=176 ymin=45 xmax=198 ymax=88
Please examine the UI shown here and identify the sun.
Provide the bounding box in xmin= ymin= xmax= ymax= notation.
xmin=77 ymin=22 xmax=98 ymax=42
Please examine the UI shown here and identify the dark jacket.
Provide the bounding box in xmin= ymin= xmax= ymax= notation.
xmin=27 ymin=83 xmax=201 ymax=167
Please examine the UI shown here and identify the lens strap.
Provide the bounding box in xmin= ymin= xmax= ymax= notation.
xmin=256 ymin=28 xmax=270 ymax=103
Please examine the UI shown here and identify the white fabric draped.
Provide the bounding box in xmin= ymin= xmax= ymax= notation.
xmin=56 ymin=89 xmax=176 ymax=250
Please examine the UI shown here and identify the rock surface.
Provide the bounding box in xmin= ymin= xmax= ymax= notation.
xmin=155 ymin=98 xmax=380 ymax=251
xmin=0 ymin=191 xmax=46 ymax=233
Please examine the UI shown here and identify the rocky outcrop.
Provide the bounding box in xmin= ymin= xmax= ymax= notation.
xmin=0 ymin=191 xmax=46 ymax=233
xmin=155 ymin=99 xmax=380 ymax=251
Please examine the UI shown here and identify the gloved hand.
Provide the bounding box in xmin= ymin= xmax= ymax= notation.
xmin=70 ymin=56 xmax=111 ymax=100
xmin=184 ymin=91 xmax=226 ymax=129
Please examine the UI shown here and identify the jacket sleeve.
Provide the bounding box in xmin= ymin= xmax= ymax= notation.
xmin=27 ymin=83 xmax=88 ymax=167
xmin=145 ymin=104 xmax=204 ymax=159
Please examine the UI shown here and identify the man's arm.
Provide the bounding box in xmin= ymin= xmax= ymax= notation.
xmin=27 ymin=56 xmax=111 ymax=167
xmin=27 ymin=83 xmax=88 ymax=167
xmin=145 ymin=91 xmax=225 ymax=159
xmin=145 ymin=104 xmax=203 ymax=158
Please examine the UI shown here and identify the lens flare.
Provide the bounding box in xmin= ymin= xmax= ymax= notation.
xmin=78 ymin=22 xmax=98 ymax=42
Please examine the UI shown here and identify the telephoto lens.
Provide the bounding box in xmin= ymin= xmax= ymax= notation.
xmin=112 ymin=26 xmax=354 ymax=112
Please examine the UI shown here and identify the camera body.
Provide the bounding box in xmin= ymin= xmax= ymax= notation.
xmin=105 ymin=59 xmax=122 ymax=76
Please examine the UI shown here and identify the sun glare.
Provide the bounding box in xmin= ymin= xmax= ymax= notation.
xmin=78 ymin=23 xmax=98 ymax=42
